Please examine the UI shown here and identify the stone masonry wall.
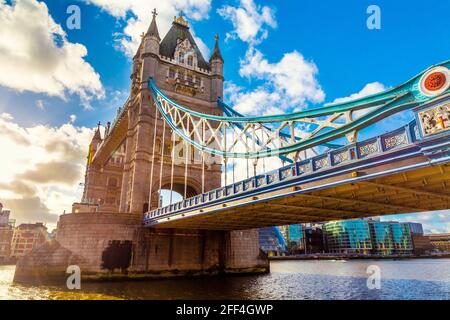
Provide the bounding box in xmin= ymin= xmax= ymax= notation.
xmin=15 ymin=213 xmax=268 ymax=283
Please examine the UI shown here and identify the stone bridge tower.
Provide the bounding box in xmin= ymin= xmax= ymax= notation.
xmin=78 ymin=11 xmax=224 ymax=215
xmin=21 ymin=11 xmax=268 ymax=283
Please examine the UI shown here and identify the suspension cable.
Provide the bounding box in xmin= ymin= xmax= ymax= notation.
xmin=251 ymin=124 xmax=257 ymax=185
xmin=232 ymin=126 xmax=235 ymax=184
xmin=246 ymin=135 xmax=249 ymax=179
xmin=223 ymin=122 xmax=227 ymax=187
xmin=184 ymin=119 xmax=189 ymax=199
xmin=158 ymin=119 xmax=166 ymax=208
xmin=169 ymin=129 xmax=175 ymax=205
xmin=201 ymin=119 xmax=205 ymax=194
xmin=148 ymin=105 xmax=159 ymax=210
xmin=262 ymin=127 xmax=266 ymax=174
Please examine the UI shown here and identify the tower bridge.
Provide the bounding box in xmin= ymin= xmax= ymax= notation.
xmin=15 ymin=10 xmax=450 ymax=283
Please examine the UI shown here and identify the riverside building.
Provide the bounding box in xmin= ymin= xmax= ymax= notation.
xmin=323 ymin=219 xmax=413 ymax=255
xmin=10 ymin=223 xmax=49 ymax=258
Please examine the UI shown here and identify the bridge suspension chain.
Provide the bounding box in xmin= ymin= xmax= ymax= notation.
xmin=184 ymin=120 xmax=189 ymax=199
xmin=149 ymin=73 xmax=428 ymax=159
xmin=158 ymin=116 xmax=166 ymax=208
xmin=169 ymin=129 xmax=176 ymax=205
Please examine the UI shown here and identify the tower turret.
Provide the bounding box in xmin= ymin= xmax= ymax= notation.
xmin=210 ymin=34 xmax=224 ymax=100
xmin=139 ymin=8 xmax=160 ymax=85
xmin=143 ymin=8 xmax=160 ymax=56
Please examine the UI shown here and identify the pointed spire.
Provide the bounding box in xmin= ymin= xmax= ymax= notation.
xmin=210 ymin=34 xmax=224 ymax=63
xmin=92 ymin=121 xmax=102 ymax=142
xmin=146 ymin=8 xmax=160 ymax=40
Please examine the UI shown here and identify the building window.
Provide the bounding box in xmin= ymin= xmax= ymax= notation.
xmin=169 ymin=68 xmax=176 ymax=79
xmin=187 ymin=56 xmax=193 ymax=66
xmin=178 ymin=53 xmax=184 ymax=64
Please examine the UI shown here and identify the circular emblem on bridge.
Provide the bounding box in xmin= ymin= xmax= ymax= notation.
xmin=419 ymin=66 xmax=450 ymax=97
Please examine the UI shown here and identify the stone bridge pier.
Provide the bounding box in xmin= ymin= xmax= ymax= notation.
xmin=14 ymin=213 xmax=268 ymax=283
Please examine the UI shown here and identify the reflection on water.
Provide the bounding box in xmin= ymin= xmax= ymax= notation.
xmin=1 ymin=259 xmax=449 ymax=300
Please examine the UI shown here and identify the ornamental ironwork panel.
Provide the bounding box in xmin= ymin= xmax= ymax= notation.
xmin=280 ymin=167 xmax=293 ymax=179
xmin=359 ymin=141 xmax=379 ymax=158
xmin=418 ymin=102 xmax=450 ymax=137
xmin=384 ymin=132 xmax=407 ymax=150
xmin=333 ymin=150 xmax=349 ymax=165
xmin=298 ymin=163 xmax=311 ymax=174
xmin=314 ymin=157 xmax=329 ymax=170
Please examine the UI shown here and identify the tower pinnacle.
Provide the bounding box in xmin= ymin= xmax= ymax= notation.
xmin=174 ymin=10 xmax=189 ymax=28
xmin=210 ymin=34 xmax=224 ymax=63
xmin=146 ymin=8 xmax=160 ymax=40
xmin=92 ymin=122 xmax=102 ymax=142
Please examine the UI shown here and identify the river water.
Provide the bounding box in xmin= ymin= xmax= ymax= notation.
xmin=1 ymin=259 xmax=449 ymax=300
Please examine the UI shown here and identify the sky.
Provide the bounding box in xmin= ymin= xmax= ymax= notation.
xmin=0 ymin=0 xmax=449 ymax=232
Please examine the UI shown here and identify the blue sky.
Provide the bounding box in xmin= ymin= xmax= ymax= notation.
xmin=0 ymin=0 xmax=449 ymax=232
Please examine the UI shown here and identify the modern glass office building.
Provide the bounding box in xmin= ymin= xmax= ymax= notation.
xmin=259 ymin=227 xmax=287 ymax=255
xmin=369 ymin=221 xmax=395 ymax=255
xmin=323 ymin=220 xmax=372 ymax=254
xmin=390 ymin=222 xmax=413 ymax=254
xmin=287 ymin=225 xmax=304 ymax=244
xmin=323 ymin=219 xmax=413 ymax=255
xmin=406 ymin=222 xmax=424 ymax=235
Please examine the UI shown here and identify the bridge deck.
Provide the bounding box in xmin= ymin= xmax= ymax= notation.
xmin=144 ymin=127 xmax=450 ymax=230
xmin=148 ymin=158 xmax=449 ymax=230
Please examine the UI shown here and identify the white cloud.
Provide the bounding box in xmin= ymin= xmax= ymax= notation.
xmin=325 ymin=82 xmax=387 ymax=123
xmin=381 ymin=210 xmax=450 ymax=234
xmin=330 ymin=82 xmax=386 ymax=104
xmin=225 ymin=48 xmax=325 ymax=116
xmin=0 ymin=0 xmax=104 ymax=108
xmin=0 ymin=113 xmax=94 ymax=229
xmin=218 ymin=0 xmax=276 ymax=44
xmin=36 ymin=100 xmax=45 ymax=110
xmin=84 ymin=0 xmax=212 ymax=58
xmin=69 ymin=114 xmax=77 ymax=123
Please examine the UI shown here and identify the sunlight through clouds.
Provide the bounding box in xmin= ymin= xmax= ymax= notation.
xmin=0 ymin=113 xmax=94 ymax=228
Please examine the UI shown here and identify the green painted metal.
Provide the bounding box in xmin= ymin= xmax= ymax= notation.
xmin=149 ymin=60 xmax=450 ymax=159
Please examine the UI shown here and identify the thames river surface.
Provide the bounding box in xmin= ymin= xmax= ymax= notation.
xmin=1 ymin=259 xmax=449 ymax=300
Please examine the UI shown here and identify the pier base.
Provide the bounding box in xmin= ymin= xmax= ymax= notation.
xmin=14 ymin=213 xmax=269 ymax=284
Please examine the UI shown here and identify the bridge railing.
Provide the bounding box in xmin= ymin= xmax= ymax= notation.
xmin=143 ymin=120 xmax=420 ymax=223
